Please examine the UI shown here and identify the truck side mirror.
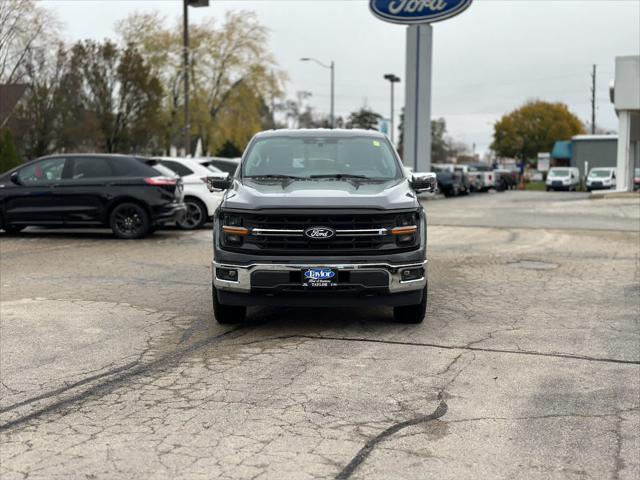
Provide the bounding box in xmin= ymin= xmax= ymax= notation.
xmin=10 ymin=171 xmax=21 ymax=185
xmin=206 ymin=173 xmax=232 ymax=192
xmin=410 ymin=172 xmax=437 ymax=193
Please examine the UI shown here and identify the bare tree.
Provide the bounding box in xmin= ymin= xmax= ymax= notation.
xmin=117 ymin=10 xmax=285 ymax=155
xmin=72 ymin=40 xmax=164 ymax=153
xmin=11 ymin=44 xmax=69 ymax=158
xmin=0 ymin=0 xmax=58 ymax=84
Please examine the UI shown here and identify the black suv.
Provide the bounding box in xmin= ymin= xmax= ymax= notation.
xmin=208 ymin=129 xmax=436 ymax=324
xmin=0 ymin=154 xmax=185 ymax=239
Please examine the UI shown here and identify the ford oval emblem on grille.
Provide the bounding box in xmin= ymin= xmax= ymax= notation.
xmin=304 ymin=226 xmax=335 ymax=240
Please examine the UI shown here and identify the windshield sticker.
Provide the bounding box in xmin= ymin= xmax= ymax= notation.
xmin=373 ymin=140 xmax=381 ymax=147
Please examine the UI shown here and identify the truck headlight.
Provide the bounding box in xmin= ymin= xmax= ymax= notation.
xmin=393 ymin=212 xmax=420 ymax=246
xmin=221 ymin=214 xmax=248 ymax=246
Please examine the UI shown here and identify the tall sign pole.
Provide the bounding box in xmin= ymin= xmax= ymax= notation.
xmin=369 ymin=0 xmax=473 ymax=171
xmin=404 ymin=25 xmax=433 ymax=172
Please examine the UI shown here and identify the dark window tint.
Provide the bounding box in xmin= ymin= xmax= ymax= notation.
xmin=110 ymin=157 xmax=158 ymax=177
xmin=160 ymin=160 xmax=193 ymax=177
xmin=210 ymin=160 xmax=238 ymax=175
xmin=18 ymin=157 xmax=66 ymax=184
xmin=70 ymin=157 xmax=112 ymax=179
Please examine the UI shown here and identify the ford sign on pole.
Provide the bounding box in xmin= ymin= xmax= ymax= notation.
xmin=369 ymin=0 xmax=473 ymax=175
xmin=369 ymin=0 xmax=473 ymax=24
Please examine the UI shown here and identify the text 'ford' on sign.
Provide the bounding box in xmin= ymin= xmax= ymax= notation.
xmin=369 ymin=0 xmax=473 ymax=24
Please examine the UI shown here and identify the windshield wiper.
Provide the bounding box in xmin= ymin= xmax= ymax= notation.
xmin=245 ymin=174 xmax=306 ymax=181
xmin=309 ymin=174 xmax=368 ymax=179
xmin=310 ymin=174 xmax=390 ymax=183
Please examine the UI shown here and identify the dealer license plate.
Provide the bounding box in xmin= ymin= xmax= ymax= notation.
xmin=302 ymin=268 xmax=337 ymax=288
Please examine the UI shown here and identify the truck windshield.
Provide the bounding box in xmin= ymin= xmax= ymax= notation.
xmin=549 ymin=169 xmax=569 ymax=177
xmin=589 ymin=170 xmax=611 ymax=178
xmin=242 ymin=136 xmax=401 ymax=180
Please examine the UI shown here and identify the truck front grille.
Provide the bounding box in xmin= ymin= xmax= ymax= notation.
xmin=221 ymin=211 xmax=420 ymax=255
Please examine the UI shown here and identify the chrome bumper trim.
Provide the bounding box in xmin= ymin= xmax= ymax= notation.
xmin=212 ymin=260 xmax=427 ymax=294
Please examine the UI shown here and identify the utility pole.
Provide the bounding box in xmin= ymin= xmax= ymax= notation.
xmin=300 ymin=57 xmax=335 ymax=128
xmin=330 ymin=61 xmax=335 ymax=129
xmin=590 ymin=64 xmax=596 ymax=134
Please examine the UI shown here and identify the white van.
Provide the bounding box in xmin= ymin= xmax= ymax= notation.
xmin=586 ymin=167 xmax=616 ymax=192
xmin=546 ymin=167 xmax=580 ymax=191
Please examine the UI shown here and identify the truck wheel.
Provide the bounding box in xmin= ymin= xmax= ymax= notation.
xmin=393 ymin=284 xmax=427 ymax=324
xmin=2 ymin=224 xmax=25 ymax=234
xmin=212 ymin=287 xmax=246 ymax=324
xmin=1 ymin=215 xmax=25 ymax=234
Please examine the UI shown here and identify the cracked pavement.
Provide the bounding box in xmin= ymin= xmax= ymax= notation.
xmin=1 ymin=191 xmax=639 ymax=479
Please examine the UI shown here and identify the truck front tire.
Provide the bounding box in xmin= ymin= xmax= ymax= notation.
xmin=393 ymin=284 xmax=428 ymax=324
xmin=212 ymin=287 xmax=246 ymax=324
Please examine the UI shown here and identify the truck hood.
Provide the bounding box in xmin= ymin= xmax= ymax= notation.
xmin=221 ymin=178 xmax=419 ymax=210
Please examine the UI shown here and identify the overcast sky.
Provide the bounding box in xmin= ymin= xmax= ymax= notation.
xmin=41 ymin=0 xmax=640 ymax=154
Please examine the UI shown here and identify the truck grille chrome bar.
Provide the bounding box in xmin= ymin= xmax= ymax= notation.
xmin=251 ymin=228 xmax=304 ymax=236
xmin=250 ymin=228 xmax=389 ymax=237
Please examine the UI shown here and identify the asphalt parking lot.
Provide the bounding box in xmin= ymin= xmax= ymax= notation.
xmin=1 ymin=191 xmax=639 ymax=480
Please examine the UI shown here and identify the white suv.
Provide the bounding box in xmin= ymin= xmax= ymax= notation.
xmin=155 ymin=157 xmax=224 ymax=229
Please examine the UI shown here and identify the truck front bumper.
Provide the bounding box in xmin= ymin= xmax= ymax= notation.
xmin=212 ymin=260 xmax=427 ymax=307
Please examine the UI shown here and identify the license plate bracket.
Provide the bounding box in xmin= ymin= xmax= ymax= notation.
xmin=302 ymin=268 xmax=337 ymax=288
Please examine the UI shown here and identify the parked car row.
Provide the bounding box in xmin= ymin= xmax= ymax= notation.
xmin=0 ymin=154 xmax=239 ymax=238
xmin=431 ymin=163 xmax=517 ymax=197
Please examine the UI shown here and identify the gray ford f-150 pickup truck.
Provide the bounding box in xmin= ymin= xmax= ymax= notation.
xmin=208 ymin=129 xmax=436 ymax=324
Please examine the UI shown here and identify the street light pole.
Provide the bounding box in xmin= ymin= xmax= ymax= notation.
xmin=301 ymin=57 xmax=335 ymax=129
xmin=182 ymin=0 xmax=209 ymax=157
xmin=383 ymin=74 xmax=401 ymax=143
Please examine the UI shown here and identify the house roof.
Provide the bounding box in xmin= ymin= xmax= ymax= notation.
xmin=571 ymin=134 xmax=618 ymax=141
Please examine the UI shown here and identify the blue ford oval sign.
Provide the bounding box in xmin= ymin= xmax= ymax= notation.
xmin=370 ymin=0 xmax=473 ymax=24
